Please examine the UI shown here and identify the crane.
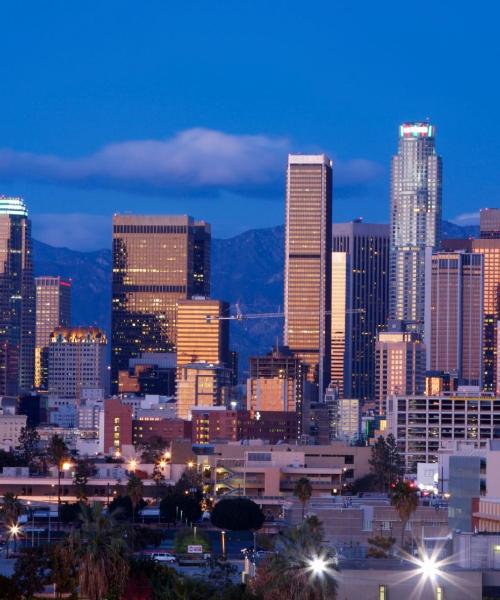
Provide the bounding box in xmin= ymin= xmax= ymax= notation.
xmin=206 ymin=303 xmax=365 ymax=323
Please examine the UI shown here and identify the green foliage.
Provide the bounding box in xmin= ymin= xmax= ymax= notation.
xmin=0 ymin=449 xmax=23 ymax=469
xmin=108 ymin=494 xmax=147 ymax=522
xmin=369 ymin=434 xmax=404 ymax=492
xmin=131 ymin=526 xmax=164 ymax=552
xmin=73 ymin=458 xmax=97 ymax=502
xmin=59 ymin=502 xmax=82 ymax=524
xmin=293 ymin=477 xmax=312 ymax=520
xmin=126 ymin=473 xmax=145 ymax=520
xmin=49 ymin=539 xmax=79 ymax=599
xmin=211 ymin=498 xmax=265 ymax=531
xmin=159 ymin=473 xmax=203 ymax=524
xmin=367 ymin=535 xmax=396 ymax=558
xmin=350 ymin=473 xmax=378 ymax=494
xmin=389 ymin=480 xmax=419 ymax=547
xmin=0 ymin=574 xmax=21 ymax=599
xmin=138 ymin=435 xmax=168 ymax=463
xmin=252 ymin=519 xmax=338 ymax=600
xmin=13 ymin=548 xmax=48 ymax=599
xmin=174 ymin=527 xmax=211 ymax=553
xmin=0 ymin=492 xmax=23 ymax=526
xmin=46 ymin=434 xmax=69 ymax=468
xmin=16 ymin=427 xmax=40 ymax=469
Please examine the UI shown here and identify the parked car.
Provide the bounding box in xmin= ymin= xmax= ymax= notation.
xmin=151 ymin=552 xmax=176 ymax=563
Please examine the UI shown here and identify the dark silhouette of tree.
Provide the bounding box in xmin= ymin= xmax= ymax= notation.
xmin=293 ymin=477 xmax=312 ymax=520
xmin=211 ymin=498 xmax=265 ymax=531
xmin=390 ymin=480 xmax=419 ymax=547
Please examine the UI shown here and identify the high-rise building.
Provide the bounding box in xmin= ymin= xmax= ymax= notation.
xmin=331 ymin=221 xmax=390 ymax=400
xmin=375 ymin=320 xmax=426 ymax=414
xmin=35 ymin=277 xmax=71 ymax=389
xmin=48 ymin=326 xmax=108 ymax=401
xmin=111 ymin=215 xmax=210 ymax=392
xmin=0 ymin=197 xmax=35 ymax=395
xmin=443 ymin=237 xmax=500 ymax=391
xmin=284 ymin=154 xmax=332 ymax=397
xmin=176 ymin=298 xmax=230 ymax=370
xmin=390 ymin=123 xmax=442 ymax=331
xmin=247 ymin=346 xmax=308 ymax=436
xmin=425 ymin=251 xmax=484 ymax=386
xmin=100 ymin=398 xmax=132 ymax=455
xmin=118 ymin=352 xmax=176 ymax=397
xmin=325 ymin=388 xmax=360 ymax=443
xmin=480 ymin=208 xmax=500 ymax=239
xmin=176 ymin=362 xmax=232 ymax=420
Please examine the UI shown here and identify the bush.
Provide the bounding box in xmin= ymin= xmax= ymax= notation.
xmin=174 ymin=528 xmax=211 ymax=554
xmin=211 ymin=498 xmax=265 ymax=532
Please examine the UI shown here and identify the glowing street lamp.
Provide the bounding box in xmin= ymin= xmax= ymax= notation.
xmin=8 ymin=524 xmax=21 ymax=557
xmin=308 ymin=556 xmax=328 ymax=577
xmin=418 ymin=555 xmax=439 ymax=580
xmin=187 ymin=461 xmax=194 ymax=469
xmin=128 ymin=459 xmax=137 ymax=471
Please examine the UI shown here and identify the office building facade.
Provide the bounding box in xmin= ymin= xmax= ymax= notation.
xmin=284 ymin=154 xmax=332 ymax=397
xmin=425 ymin=251 xmax=483 ymax=386
xmin=35 ymin=276 xmax=71 ymax=390
xmin=0 ymin=197 xmax=35 ymax=395
xmin=390 ymin=123 xmax=442 ymax=331
xmin=48 ymin=326 xmax=108 ymax=401
xmin=480 ymin=208 xmax=500 ymax=239
xmin=111 ymin=215 xmax=210 ymax=392
xmin=176 ymin=362 xmax=232 ymax=420
xmin=443 ymin=236 xmax=500 ymax=391
xmin=375 ymin=320 xmax=426 ymax=414
xmin=331 ymin=221 xmax=390 ymax=400
xmin=176 ymin=298 xmax=230 ymax=370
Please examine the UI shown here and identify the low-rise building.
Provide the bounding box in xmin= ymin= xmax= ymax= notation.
xmin=0 ymin=414 xmax=27 ymax=450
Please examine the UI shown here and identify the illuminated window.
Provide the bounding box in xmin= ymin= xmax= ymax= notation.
xmin=379 ymin=585 xmax=386 ymax=600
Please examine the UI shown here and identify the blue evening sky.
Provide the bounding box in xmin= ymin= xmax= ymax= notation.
xmin=0 ymin=1 xmax=497 ymax=249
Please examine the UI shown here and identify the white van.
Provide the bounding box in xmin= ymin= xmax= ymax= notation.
xmin=151 ymin=552 xmax=176 ymax=563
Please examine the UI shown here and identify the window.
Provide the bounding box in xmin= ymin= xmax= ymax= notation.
xmin=379 ymin=585 xmax=386 ymax=600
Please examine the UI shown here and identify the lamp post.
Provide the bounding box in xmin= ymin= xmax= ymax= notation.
xmin=8 ymin=524 xmax=20 ymax=558
xmin=58 ymin=461 xmax=72 ymax=507
xmin=221 ymin=530 xmax=226 ymax=561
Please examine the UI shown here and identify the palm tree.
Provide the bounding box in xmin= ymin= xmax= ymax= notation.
xmin=126 ymin=473 xmax=144 ymax=523
xmin=389 ymin=480 xmax=419 ymax=548
xmin=47 ymin=434 xmax=69 ymax=507
xmin=293 ymin=477 xmax=312 ymax=521
xmin=252 ymin=518 xmax=338 ymax=600
xmin=73 ymin=502 xmax=129 ymax=600
xmin=1 ymin=492 xmax=23 ymax=526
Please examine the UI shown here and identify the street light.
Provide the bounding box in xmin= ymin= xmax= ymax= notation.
xmin=57 ymin=460 xmax=72 ymax=507
xmin=309 ymin=556 xmax=327 ymax=576
xmin=418 ymin=555 xmax=439 ymax=580
xmin=128 ymin=459 xmax=137 ymax=471
xmin=8 ymin=524 xmax=20 ymax=557
xmin=221 ymin=530 xmax=226 ymax=560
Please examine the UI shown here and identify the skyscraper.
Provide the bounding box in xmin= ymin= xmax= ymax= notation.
xmin=111 ymin=215 xmax=210 ymax=392
xmin=331 ymin=221 xmax=390 ymax=401
xmin=375 ymin=320 xmax=426 ymax=414
xmin=0 ymin=197 xmax=35 ymax=395
xmin=48 ymin=326 xmax=108 ymax=401
xmin=390 ymin=123 xmax=442 ymax=331
xmin=35 ymin=276 xmax=71 ymax=389
xmin=443 ymin=233 xmax=500 ymax=391
xmin=480 ymin=208 xmax=500 ymax=239
xmin=284 ymin=154 xmax=332 ymax=397
xmin=176 ymin=298 xmax=230 ymax=370
xmin=425 ymin=251 xmax=483 ymax=386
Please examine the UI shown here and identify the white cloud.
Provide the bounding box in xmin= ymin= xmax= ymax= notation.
xmin=0 ymin=128 xmax=382 ymax=194
xmin=451 ymin=211 xmax=480 ymax=225
xmin=32 ymin=213 xmax=110 ymax=251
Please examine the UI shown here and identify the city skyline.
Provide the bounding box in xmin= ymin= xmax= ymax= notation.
xmin=1 ymin=3 xmax=500 ymax=250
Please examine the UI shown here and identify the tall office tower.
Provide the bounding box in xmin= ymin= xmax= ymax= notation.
xmin=375 ymin=320 xmax=426 ymax=414
xmin=331 ymin=221 xmax=390 ymax=401
xmin=111 ymin=215 xmax=211 ymax=392
xmin=34 ymin=277 xmax=71 ymax=389
xmin=48 ymin=327 xmax=108 ymax=401
xmin=176 ymin=298 xmax=230 ymax=370
xmin=0 ymin=197 xmax=35 ymax=395
xmin=443 ymin=237 xmax=500 ymax=391
xmin=425 ymin=251 xmax=484 ymax=386
xmin=480 ymin=208 xmax=500 ymax=239
xmin=247 ymin=346 xmax=307 ymax=418
xmin=390 ymin=123 xmax=442 ymax=331
xmin=193 ymin=223 xmax=211 ymax=295
xmin=284 ymin=154 xmax=332 ymax=398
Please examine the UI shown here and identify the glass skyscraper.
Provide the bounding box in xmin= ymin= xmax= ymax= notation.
xmin=284 ymin=154 xmax=332 ymax=398
xmin=111 ymin=215 xmax=210 ymax=392
xmin=390 ymin=122 xmax=442 ymax=331
xmin=0 ymin=196 xmax=35 ymax=395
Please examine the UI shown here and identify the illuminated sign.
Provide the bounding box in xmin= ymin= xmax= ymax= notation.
xmin=400 ymin=124 xmax=434 ymax=138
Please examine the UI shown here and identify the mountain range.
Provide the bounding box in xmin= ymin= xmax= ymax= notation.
xmin=32 ymin=220 xmax=479 ymax=375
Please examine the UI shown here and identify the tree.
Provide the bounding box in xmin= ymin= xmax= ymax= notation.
xmin=389 ymin=480 xmax=419 ymax=548
xmin=73 ymin=458 xmax=96 ymax=502
xmin=350 ymin=473 xmax=378 ymax=495
xmin=0 ymin=574 xmax=21 ymax=599
xmin=367 ymin=535 xmax=396 ymax=559
xmin=293 ymin=477 xmax=312 ymax=521
xmin=252 ymin=518 xmax=338 ymax=600
xmin=0 ymin=449 xmax=23 ymax=469
xmin=386 ymin=434 xmax=404 ymax=483
xmin=126 ymin=473 xmax=144 ymax=523
xmin=369 ymin=436 xmax=390 ymax=492
xmin=211 ymin=498 xmax=265 ymax=531
xmin=139 ymin=435 xmax=168 ymax=463
xmin=47 ymin=434 xmax=70 ymax=506
xmin=72 ymin=502 xmax=130 ymax=600
xmin=16 ymin=426 xmax=40 ymax=469
xmin=1 ymin=492 xmax=23 ymax=526
xmin=174 ymin=527 xmax=211 ymax=554
xmin=13 ymin=548 xmax=48 ymax=599
xmin=50 ymin=539 xmax=79 ymax=599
